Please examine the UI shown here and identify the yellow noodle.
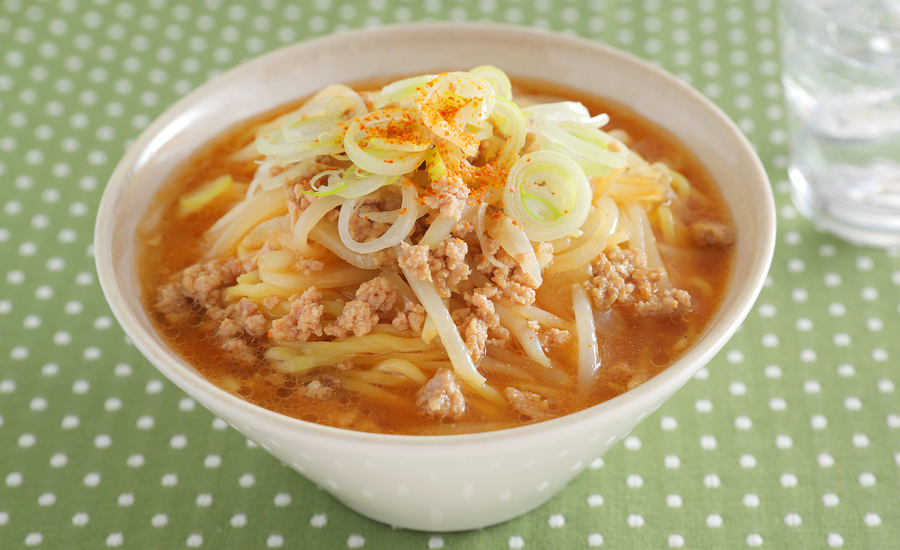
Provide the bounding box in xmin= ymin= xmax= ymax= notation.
xmin=266 ymin=347 xmax=344 ymax=374
xmin=478 ymin=356 xmax=537 ymax=382
xmin=373 ymin=358 xmax=429 ymax=384
xmin=259 ymin=263 xmax=377 ymax=290
xmin=343 ymin=369 xmax=417 ymax=387
xmin=279 ymin=333 xmax=436 ymax=355
xmin=225 ymin=281 xmax=298 ymax=301
xmin=258 ymin=248 xmax=297 ymax=272
xmin=683 ymin=275 xmax=714 ymax=299
xmin=655 ymin=204 xmax=677 ymax=246
xmin=339 ymin=378 xmax=410 ymax=409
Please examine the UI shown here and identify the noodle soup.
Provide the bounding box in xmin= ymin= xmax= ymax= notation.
xmin=138 ymin=69 xmax=734 ymax=436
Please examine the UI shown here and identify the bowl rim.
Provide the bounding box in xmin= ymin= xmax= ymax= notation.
xmin=95 ymin=21 xmax=776 ymax=448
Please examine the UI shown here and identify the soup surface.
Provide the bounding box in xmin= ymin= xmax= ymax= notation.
xmin=139 ymin=69 xmax=735 ymax=435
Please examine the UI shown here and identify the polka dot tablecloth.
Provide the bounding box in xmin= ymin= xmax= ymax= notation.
xmin=1 ymin=0 xmax=899 ymax=548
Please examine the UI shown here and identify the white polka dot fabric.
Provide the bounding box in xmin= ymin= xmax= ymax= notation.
xmin=1 ymin=0 xmax=899 ymax=548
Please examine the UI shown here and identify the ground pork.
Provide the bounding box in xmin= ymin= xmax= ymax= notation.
xmin=527 ymin=319 xmax=572 ymax=348
xmin=504 ymin=387 xmax=554 ymax=421
xmin=154 ymin=282 xmax=192 ymax=324
xmin=324 ymin=300 xmax=379 ymax=338
xmin=323 ymin=277 xmax=398 ymax=338
xmin=689 ymin=220 xmax=736 ymax=247
xmin=303 ymin=378 xmax=335 ymax=400
xmin=416 ymin=368 xmax=466 ymax=420
xmin=462 ymin=316 xmax=488 ymax=363
xmin=465 ymin=285 xmax=501 ymax=327
xmin=295 ymin=257 xmax=325 ymax=274
xmin=269 ymin=287 xmax=324 ymax=342
xmin=217 ymin=317 xmax=258 ymax=366
xmin=217 ymin=318 xmax=243 ymax=340
xmin=180 ymin=258 xmax=245 ymax=306
xmin=235 ymin=297 xmax=268 ymax=338
xmin=588 ymin=248 xmax=691 ymax=316
xmin=431 ymin=239 xmax=470 ymax=297
xmin=452 ymin=284 xmax=510 ymax=361
xmin=451 ymin=218 xmax=474 ymax=239
xmin=398 ymin=242 xmax=432 ymax=281
xmin=354 ymin=276 xmax=398 ymax=314
xmin=154 ymin=258 xmax=246 ymax=325
xmin=398 ymin=239 xmax=471 ymax=298
xmin=220 ymin=335 xmax=257 ymax=367
xmin=263 ymin=295 xmax=282 ymax=309
xmin=475 ymin=243 xmax=538 ymax=306
xmin=392 ymin=298 xmax=427 ymax=335
xmin=422 ymin=173 xmax=470 ymax=220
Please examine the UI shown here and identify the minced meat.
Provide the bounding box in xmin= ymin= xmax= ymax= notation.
xmin=422 ymin=173 xmax=470 ymax=220
xmin=504 ymin=387 xmax=554 ymax=420
xmin=475 ymin=243 xmax=538 ymax=306
xmin=588 ymin=247 xmax=691 ymax=316
xmin=269 ymin=287 xmax=324 ymax=342
xmin=689 ymin=220 xmax=736 ymax=247
xmin=416 ymin=368 xmax=465 ymax=420
xmin=392 ymin=298 xmax=427 ymax=335
xmin=399 ymin=239 xmax=470 ymax=298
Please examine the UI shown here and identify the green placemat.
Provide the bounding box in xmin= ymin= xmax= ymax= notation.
xmin=2 ymin=0 xmax=899 ymax=548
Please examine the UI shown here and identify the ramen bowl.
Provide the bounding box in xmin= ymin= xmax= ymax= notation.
xmin=95 ymin=23 xmax=775 ymax=532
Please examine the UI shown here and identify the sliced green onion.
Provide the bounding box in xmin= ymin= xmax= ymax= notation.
xmin=573 ymin=283 xmax=600 ymax=390
xmin=299 ymin=169 xmax=347 ymax=197
xmin=370 ymin=74 xmax=436 ymax=110
xmin=336 ymin=171 xmax=399 ymax=199
xmin=504 ymin=150 xmax=592 ymax=242
xmin=343 ymin=108 xmax=431 ymax=176
xmin=490 ymin=97 xmax=527 ymax=166
xmin=424 ymin=147 xmax=448 ymax=183
xmin=337 ymin=179 xmax=419 ymax=254
xmin=470 ymin=65 xmax=513 ymax=100
xmin=417 ymin=72 xmax=495 ymax=156
xmin=533 ymin=119 xmax=627 ymax=177
xmin=523 ymin=101 xmax=610 ymax=127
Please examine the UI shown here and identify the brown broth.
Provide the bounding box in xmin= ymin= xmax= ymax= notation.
xmin=138 ymin=78 xmax=734 ymax=435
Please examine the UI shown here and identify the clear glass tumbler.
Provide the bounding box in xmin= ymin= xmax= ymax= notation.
xmin=779 ymin=0 xmax=900 ymax=248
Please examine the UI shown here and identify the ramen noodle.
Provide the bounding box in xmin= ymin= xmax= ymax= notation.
xmin=139 ymin=67 xmax=735 ymax=435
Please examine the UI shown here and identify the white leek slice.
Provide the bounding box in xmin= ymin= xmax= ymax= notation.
xmin=573 ymin=283 xmax=600 ymax=390
xmin=343 ymin=108 xmax=431 ymax=176
xmin=495 ymin=303 xmax=551 ymax=368
xmin=489 ymin=214 xmax=543 ymax=286
xmin=402 ymin=265 xmax=487 ymax=388
xmin=532 ymin=119 xmax=627 ymax=177
xmin=337 ymin=179 xmax=419 ymax=254
xmin=523 ymin=101 xmax=610 ymax=127
xmin=490 ymin=97 xmax=527 ymax=167
xmin=469 ymin=65 xmax=513 ymax=100
xmin=293 ymin=194 xmax=345 ymax=254
xmin=416 ymin=72 xmax=496 ymax=156
xmin=370 ymin=74 xmax=436 ymax=110
xmin=547 ymin=195 xmax=619 ymax=275
xmin=503 ymin=149 xmax=592 ymax=242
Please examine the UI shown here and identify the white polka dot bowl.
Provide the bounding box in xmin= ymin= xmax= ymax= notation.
xmin=95 ymin=23 xmax=775 ymax=532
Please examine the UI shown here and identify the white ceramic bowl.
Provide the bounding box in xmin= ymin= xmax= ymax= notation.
xmin=95 ymin=22 xmax=776 ymax=532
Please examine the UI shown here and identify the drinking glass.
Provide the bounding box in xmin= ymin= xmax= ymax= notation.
xmin=779 ymin=0 xmax=900 ymax=248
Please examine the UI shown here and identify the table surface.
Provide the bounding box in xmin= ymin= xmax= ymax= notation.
xmin=2 ymin=0 xmax=899 ymax=548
